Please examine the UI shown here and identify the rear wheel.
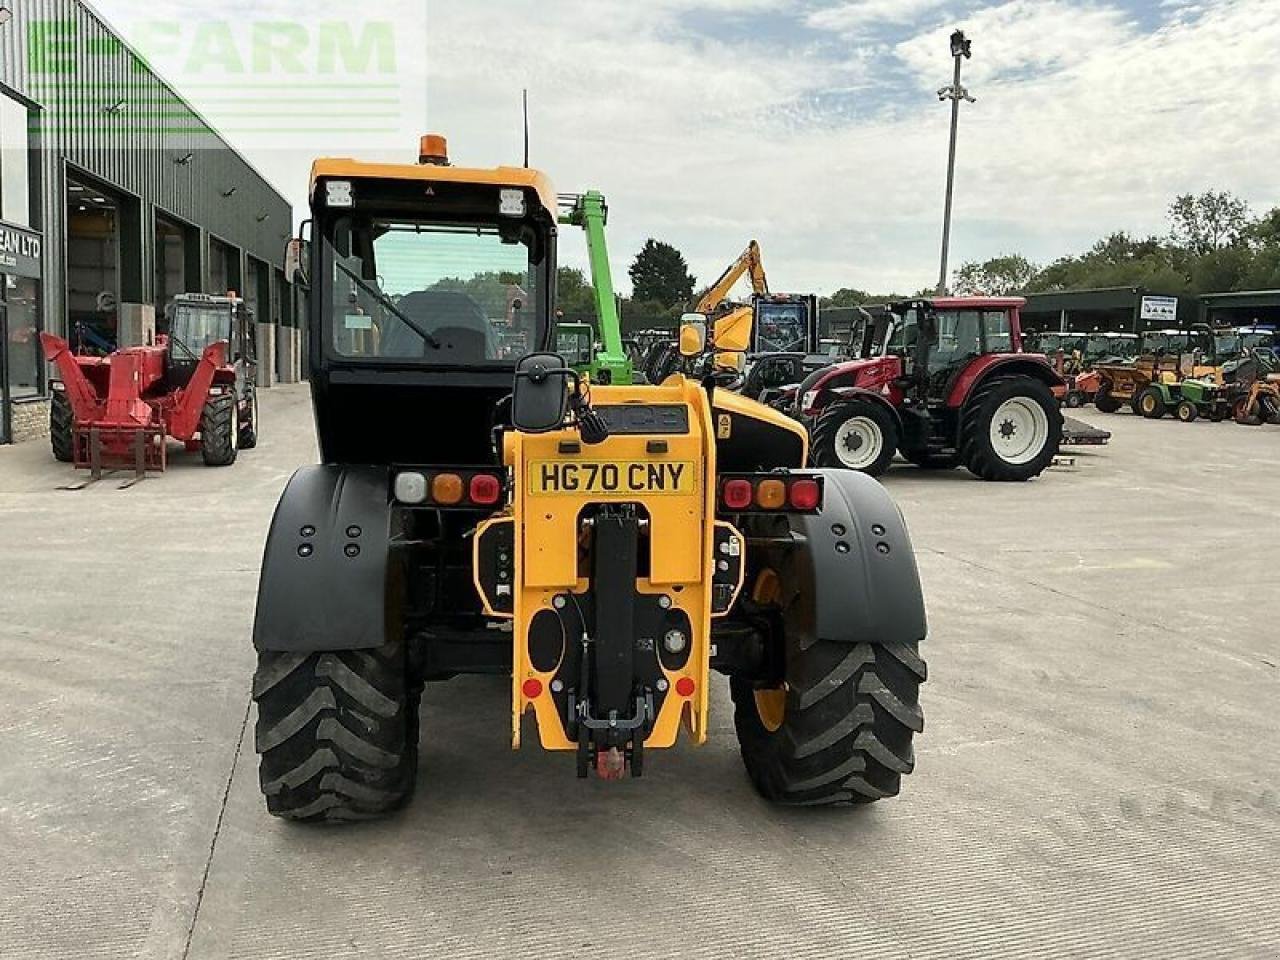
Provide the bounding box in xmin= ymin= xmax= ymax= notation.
xmin=200 ymin=393 xmax=238 ymax=466
xmin=1234 ymin=397 xmax=1258 ymax=425
xmin=1176 ymin=400 xmax=1198 ymax=423
xmin=1093 ymin=385 xmax=1121 ymax=413
xmin=731 ymin=640 xmax=926 ymax=805
xmin=1136 ymin=386 xmax=1167 ymax=419
xmin=960 ymin=376 xmax=1062 ymax=481
xmin=49 ymin=390 xmax=74 ymax=462
xmin=810 ymin=400 xmax=899 ymax=477
xmin=253 ymin=639 xmax=419 ymax=821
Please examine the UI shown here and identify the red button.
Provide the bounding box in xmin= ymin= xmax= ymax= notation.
xmin=675 ymin=677 xmax=696 ymax=698
xmin=521 ymin=677 xmax=543 ymax=699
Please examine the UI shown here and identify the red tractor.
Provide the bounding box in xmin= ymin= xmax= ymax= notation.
xmin=41 ymin=293 xmax=258 ymax=478
xmin=793 ymin=297 xmax=1065 ymax=480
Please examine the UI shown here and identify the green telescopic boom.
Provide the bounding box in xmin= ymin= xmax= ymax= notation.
xmin=558 ymin=190 xmax=632 ymax=384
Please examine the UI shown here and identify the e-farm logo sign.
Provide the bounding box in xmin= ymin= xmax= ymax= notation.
xmin=26 ymin=7 xmax=426 ymax=150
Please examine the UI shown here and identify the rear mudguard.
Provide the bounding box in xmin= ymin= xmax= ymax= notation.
xmin=252 ymin=465 xmax=398 ymax=652
xmin=769 ymin=469 xmax=926 ymax=647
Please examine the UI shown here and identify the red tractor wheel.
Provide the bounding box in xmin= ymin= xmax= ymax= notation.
xmin=960 ymin=376 xmax=1062 ymax=482
xmin=810 ymin=399 xmax=899 ymax=477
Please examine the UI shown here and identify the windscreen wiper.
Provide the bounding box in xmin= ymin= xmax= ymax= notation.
xmin=335 ymin=262 xmax=442 ymax=349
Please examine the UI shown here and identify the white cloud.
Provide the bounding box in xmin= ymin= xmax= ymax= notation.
xmin=90 ymin=0 xmax=1280 ymax=297
xmin=808 ymin=0 xmax=948 ymax=32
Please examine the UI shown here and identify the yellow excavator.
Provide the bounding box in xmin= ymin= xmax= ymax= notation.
xmin=694 ymin=241 xmax=818 ymax=356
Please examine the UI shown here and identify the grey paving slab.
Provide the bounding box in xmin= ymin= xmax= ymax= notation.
xmin=2 ymin=392 xmax=1278 ymax=959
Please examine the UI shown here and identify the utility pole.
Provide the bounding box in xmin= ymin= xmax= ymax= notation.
xmin=936 ymin=30 xmax=974 ymax=296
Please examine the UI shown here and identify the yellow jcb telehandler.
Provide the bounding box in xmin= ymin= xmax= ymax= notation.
xmin=250 ymin=135 xmax=928 ymax=820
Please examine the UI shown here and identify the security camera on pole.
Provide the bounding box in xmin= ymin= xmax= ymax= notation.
xmin=936 ymin=29 xmax=975 ymax=296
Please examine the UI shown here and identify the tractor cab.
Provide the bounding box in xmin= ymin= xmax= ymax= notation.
xmin=301 ymin=136 xmax=557 ymax=465
xmin=165 ymin=293 xmax=255 ymax=390
xmin=752 ymin=294 xmax=818 ymax=354
xmin=868 ymin=297 xmax=1024 ymax=398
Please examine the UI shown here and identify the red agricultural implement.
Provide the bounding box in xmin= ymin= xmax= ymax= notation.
xmin=40 ymin=293 xmax=259 ymax=483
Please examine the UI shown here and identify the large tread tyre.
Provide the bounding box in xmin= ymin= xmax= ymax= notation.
xmin=730 ymin=640 xmax=926 ymax=805
xmin=1093 ymin=386 xmax=1121 ymax=414
xmin=810 ymin=400 xmax=899 ymax=477
xmin=238 ymin=388 xmax=259 ymax=450
xmin=960 ymin=376 xmax=1062 ymax=482
xmin=253 ymin=640 xmax=419 ymax=822
xmin=50 ymin=390 xmax=74 ymax=462
xmin=200 ymin=393 xmax=239 ymax=466
xmin=1136 ymin=386 xmax=1167 ymax=420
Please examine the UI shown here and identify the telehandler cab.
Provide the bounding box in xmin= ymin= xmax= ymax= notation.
xmin=251 ymin=136 xmax=927 ymax=821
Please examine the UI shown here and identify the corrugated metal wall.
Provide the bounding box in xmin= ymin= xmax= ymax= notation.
xmin=0 ymin=0 xmax=293 ymax=338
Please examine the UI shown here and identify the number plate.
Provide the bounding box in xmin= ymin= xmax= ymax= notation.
xmin=529 ymin=461 xmax=696 ymax=496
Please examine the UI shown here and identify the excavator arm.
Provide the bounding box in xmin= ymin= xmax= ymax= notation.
xmin=694 ymin=240 xmax=768 ymax=315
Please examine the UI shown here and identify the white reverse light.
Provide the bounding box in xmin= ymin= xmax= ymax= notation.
xmin=325 ymin=180 xmax=354 ymax=208
xmin=394 ymin=471 xmax=427 ymax=504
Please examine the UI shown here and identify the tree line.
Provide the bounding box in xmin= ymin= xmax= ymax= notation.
xmin=557 ymin=190 xmax=1278 ymax=331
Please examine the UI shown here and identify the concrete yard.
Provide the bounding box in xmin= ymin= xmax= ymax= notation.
xmin=1 ymin=385 xmax=1277 ymax=960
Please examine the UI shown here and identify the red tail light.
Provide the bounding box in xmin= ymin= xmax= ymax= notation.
xmin=470 ymin=473 xmax=502 ymax=505
xmin=722 ymin=479 xmax=753 ymax=510
xmin=788 ymin=479 xmax=821 ymax=511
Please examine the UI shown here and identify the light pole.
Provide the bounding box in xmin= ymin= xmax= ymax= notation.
xmin=936 ymin=29 xmax=974 ymax=296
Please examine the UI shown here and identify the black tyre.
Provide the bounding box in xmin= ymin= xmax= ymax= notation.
xmin=1093 ymin=385 xmax=1122 ymax=413
xmin=1234 ymin=398 xmax=1259 ymax=425
xmin=731 ymin=640 xmax=926 ymax=805
xmin=1175 ymin=400 xmax=1198 ymax=423
xmin=49 ymin=389 xmax=74 ymax=462
xmin=253 ymin=640 xmax=419 ymax=822
xmin=902 ymin=448 xmax=961 ymax=470
xmin=1064 ymin=390 xmax=1085 ymax=408
xmin=810 ymin=399 xmax=899 ymax=477
xmin=960 ymin=376 xmax=1062 ymax=481
xmin=1136 ymin=386 xmax=1167 ymax=419
xmin=200 ymin=393 xmax=239 ymax=466
xmin=239 ymin=387 xmax=259 ymax=450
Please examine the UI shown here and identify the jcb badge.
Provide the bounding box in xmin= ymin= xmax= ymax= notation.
xmin=531 ymin=460 xmax=696 ymax=496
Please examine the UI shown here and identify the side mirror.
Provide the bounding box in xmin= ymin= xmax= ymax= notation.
xmin=512 ymin=352 xmax=572 ymax=433
xmin=679 ymin=317 xmax=707 ymax=357
xmin=713 ymin=309 xmax=751 ymax=353
xmin=285 ymin=238 xmax=310 ymax=288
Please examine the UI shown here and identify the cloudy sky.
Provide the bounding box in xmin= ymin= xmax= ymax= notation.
xmin=94 ymin=0 xmax=1280 ymax=297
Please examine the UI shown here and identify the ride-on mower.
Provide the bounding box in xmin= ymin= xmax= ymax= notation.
xmin=251 ymin=135 xmax=928 ymax=821
xmin=791 ymin=297 xmax=1064 ymax=479
xmin=41 ymin=293 xmax=258 ymax=479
